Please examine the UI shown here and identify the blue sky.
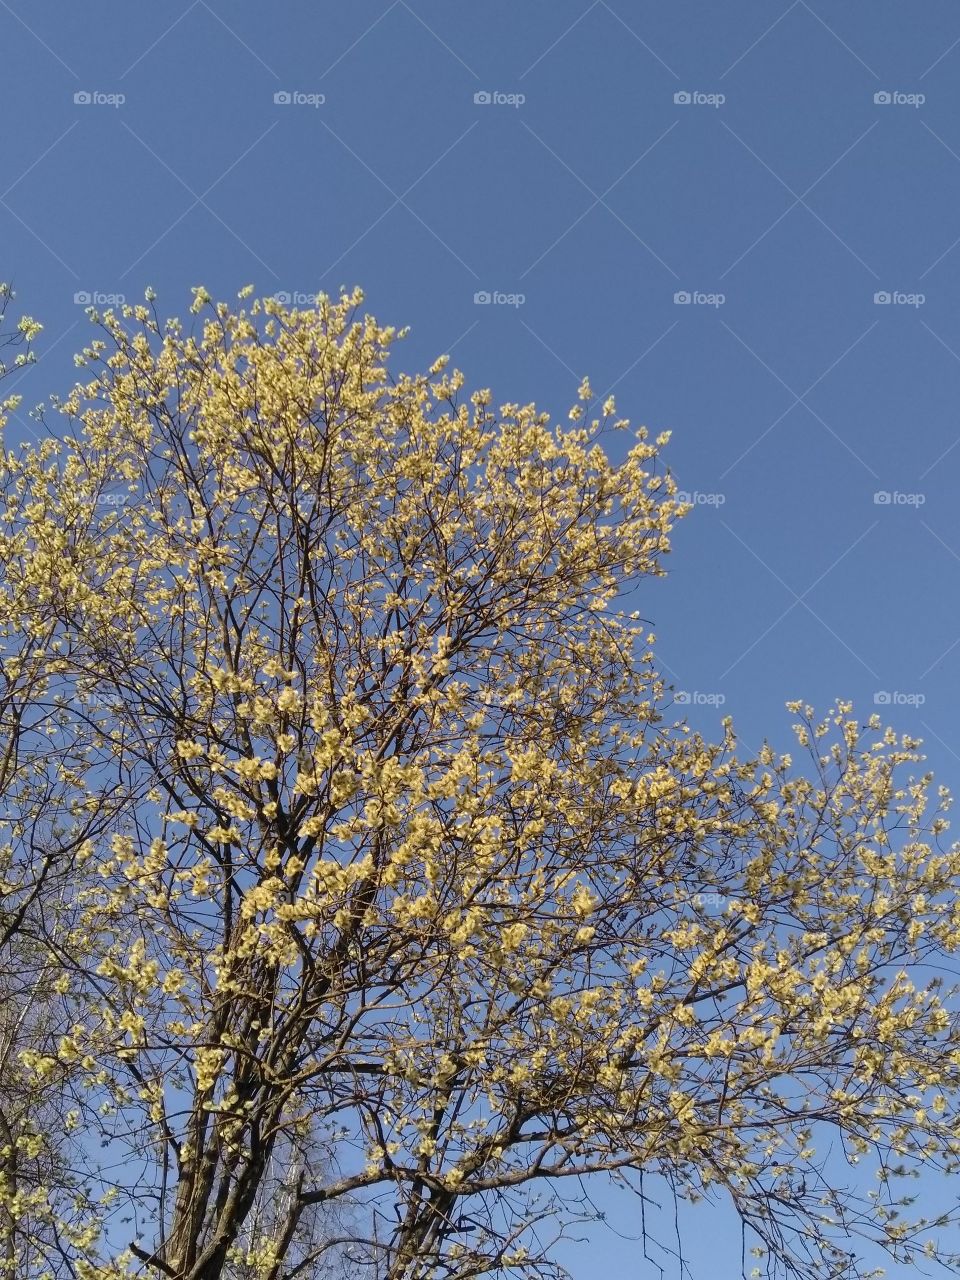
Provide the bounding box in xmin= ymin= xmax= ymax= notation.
xmin=2 ymin=2 xmax=960 ymax=1275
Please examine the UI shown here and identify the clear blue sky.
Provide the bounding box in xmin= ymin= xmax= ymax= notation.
xmin=2 ymin=3 xmax=959 ymax=1275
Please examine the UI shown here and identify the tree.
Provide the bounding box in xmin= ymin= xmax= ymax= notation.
xmin=0 ymin=287 xmax=129 ymax=1279
xmin=3 ymin=284 xmax=960 ymax=1280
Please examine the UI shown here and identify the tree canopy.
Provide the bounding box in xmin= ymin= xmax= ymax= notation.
xmin=1 ymin=285 xmax=960 ymax=1280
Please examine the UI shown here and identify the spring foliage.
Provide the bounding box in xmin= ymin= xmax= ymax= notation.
xmin=1 ymin=286 xmax=960 ymax=1280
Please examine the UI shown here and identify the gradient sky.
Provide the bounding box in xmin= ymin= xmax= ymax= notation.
xmin=2 ymin=3 xmax=960 ymax=1275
